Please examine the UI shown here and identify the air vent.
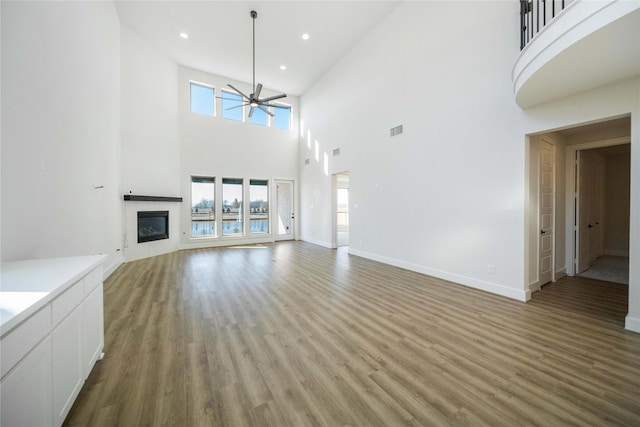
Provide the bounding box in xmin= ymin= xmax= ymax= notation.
xmin=305 ymin=158 xmax=310 ymax=165
xmin=390 ymin=124 xmax=403 ymax=137
xmin=333 ymin=148 xmax=341 ymax=156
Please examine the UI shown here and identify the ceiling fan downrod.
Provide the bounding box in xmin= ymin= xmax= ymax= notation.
xmin=251 ymin=10 xmax=257 ymax=96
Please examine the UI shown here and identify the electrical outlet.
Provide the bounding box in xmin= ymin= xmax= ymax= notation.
xmin=488 ymin=265 xmax=496 ymax=274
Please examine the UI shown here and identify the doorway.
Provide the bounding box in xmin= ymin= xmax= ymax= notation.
xmin=274 ymin=179 xmax=295 ymax=241
xmin=334 ymin=172 xmax=350 ymax=247
xmin=527 ymin=116 xmax=631 ymax=293
xmin=575 ymin=144 xmax=630 ymax=284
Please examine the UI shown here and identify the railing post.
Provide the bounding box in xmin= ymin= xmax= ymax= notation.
xmin=520 ymin=0 xmax=527 ymax=50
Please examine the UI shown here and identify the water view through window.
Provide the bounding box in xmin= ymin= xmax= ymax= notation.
xmin=222 ymin=178 xmax=243 ymax=235
xmin=191 ymin=176 xmax=215 ymax=237
xmin=250 ymin=179 xmax=269 ymax=233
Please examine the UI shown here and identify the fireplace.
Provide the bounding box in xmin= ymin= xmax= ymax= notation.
xmin=137 ymin=211 xmax=169 ymax=243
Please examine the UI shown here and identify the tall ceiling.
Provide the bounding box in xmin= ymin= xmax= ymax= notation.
xmin=114 ymin=1 xmax=400 ymax=96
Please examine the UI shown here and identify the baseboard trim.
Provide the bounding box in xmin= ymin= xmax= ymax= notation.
xmin=529 ymin=280 xmax=541 ymax=293
xmin=625 ymin=315 xmax=640 ymax=334
xmin=605 ymin=249 xmax=629 ymax=257
xmin=348 ymin=248 xmax=529 ymax=302
xmin=300 ymin=237 xmax=333 ymax=249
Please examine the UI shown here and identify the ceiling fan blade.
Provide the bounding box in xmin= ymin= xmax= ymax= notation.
xmin=225 ymin=103 xmax=249 ymax=110
xmin=254 ymin=83 xmax=263 ymax=99
xmin=258 ymin=93 xmax=287 ymax=103
xmin=258 ymin=104 xmax=274 ymax=117
xmin=263 ymin=103 xmax=289 ymax=109
xmin=227 ymin=84 xmax=251 ymax=101
xmin=248 ymin=107 xmax=255 ymax=118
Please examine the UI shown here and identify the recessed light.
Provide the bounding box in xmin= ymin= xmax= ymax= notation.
xmin=180 ymin=32 xmax=189 ymax=39
xmin=280 ymin=65 xmax=287 ymax=71
xmin=302 ymin=33 xmax=310 ymax=40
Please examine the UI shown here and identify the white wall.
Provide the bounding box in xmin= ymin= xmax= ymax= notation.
xmin=120 ymin=26 xmax=180 ymax=261
xmin=299 ymin=0 xmax=640 ymax=331
xmin=300 ymin=1 xmax=527 ymax=300
xmin=1 ymin=1 xmax=122 ymax=275
xmin=178 ymin=66 xmax=299 ymax=249
xmin=604 ymin=152 xmax=631 ymax=256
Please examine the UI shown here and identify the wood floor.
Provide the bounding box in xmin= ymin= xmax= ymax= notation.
xmin=65 ymin=242 xmax=640 ymax=426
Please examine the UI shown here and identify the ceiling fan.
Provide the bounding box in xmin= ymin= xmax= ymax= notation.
xmin=226 ymin=10 xmax=287 ymax=118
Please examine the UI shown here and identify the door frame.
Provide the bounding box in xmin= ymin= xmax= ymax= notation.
xmin=539 ymin=137 xmax=556 ymax=286
xmin=565 ymin=136 xmax=630 ymax=276
xmin=273 ymin=178 xmax=296 ymax=241
xmin=332 ymin=172 xmax=350 ymax=248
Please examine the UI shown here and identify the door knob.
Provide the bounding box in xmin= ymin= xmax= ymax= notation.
xmin=540 ymin=230 xmax=546 ymax=235
xmin=588 ymin=224 xmax=593 ymax=228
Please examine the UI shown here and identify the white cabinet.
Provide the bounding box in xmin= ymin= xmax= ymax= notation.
xmin=0 ymin=336 xmax=53 ymax=427
xmin=52 ymin=304 xmax=84 ymax=426
xmin=82 ymin=283 xmax=104 ymax=379
xmin=0 ymin=256 xmax=106 ymax=427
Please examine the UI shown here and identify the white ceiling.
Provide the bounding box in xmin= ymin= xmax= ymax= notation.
xmin=114 ymin=1 xmax=400 ymax=96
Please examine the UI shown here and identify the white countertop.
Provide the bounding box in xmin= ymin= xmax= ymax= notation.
xmin=0 ymin=255 xmax=106 ymax=336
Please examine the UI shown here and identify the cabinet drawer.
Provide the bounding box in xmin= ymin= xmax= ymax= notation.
xmin=0 ymin=305 xmax=51 ymax=379
xmin=52 ymin=280 xmax=83 ymax=327
xmin=83 ymin=266 xmax=102 ymax=296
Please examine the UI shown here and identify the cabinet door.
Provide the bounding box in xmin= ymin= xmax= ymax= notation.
xmin=82 ymin=283 xmax=104 ymax=379
xmin=0 ymin=336 xmax=53 ymax=427
xmin=52 ymin=305 xmax=83 ymax=427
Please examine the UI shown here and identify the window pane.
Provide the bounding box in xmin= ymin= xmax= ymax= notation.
xmin=249 ymin=106 xmax=268 ymax=126
xmin=337 ymin=188 xmax=349 ymax=229
xmin=222 ymin=91 xmax=244 ymax=121
xmin=273 ymin=105 xmax=291 ymax=130
xmin=250 ymin=179 xmax=269 ymax=234
xmin=191 ymin=176 xmax=215 ymax=237
xmin=190 ymin=83 xmax=214 ymax=116
xmin=222 ymin=178 xmax=243 ymax=235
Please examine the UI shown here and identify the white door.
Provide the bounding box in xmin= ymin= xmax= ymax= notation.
xmin=275 ymin=180 xmax=294 ymax=241
xmin=591 ymin=152 xmax=605 ymax=262
xmin=539 ymin=140 xmax=554 ymax=286
xmin=576 ymin=150 xmax=593 ymax=273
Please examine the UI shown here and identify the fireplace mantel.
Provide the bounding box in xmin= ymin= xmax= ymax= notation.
xmin=123 ymin=195 xmax=182 ymax=202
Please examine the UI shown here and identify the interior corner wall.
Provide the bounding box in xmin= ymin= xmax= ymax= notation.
xmin=627 ymin=109 xmax=640 ymax=333
xmin=300 ymin=1 xmax=528 ymax=300
xmin=120 ymin=25 xmax=180 ymax=261
xmin=1 ymin=1 xmax=122 ymax=273
xmin=177 ymin=66 xmax=299 ymax=250
xmin=604 ymin=152 xmax=630 ymax=256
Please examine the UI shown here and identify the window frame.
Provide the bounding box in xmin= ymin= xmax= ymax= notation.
xmin=270 ymin=102 xmax=292 ymax=130
xmin=189 ymin=82 xmax=215 ymax=117
xmin=190 ymin=176 xmax=216 ymax=238
xmin=222 ymin=177 xmax=245 ymax=236
xmin=249 ymin=179 xmax=269 ymax=234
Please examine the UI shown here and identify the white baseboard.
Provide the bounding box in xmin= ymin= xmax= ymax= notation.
xmin=348 ymin=248 xmax=529 ymax=302
xmin=300 ymin=237 xmax=333 ymax=249
xmin=529 ymin=280 xmax=541 ymax=293
xmin=555 ymin=267 xmax=567 ymax=279
xmin=605 ymin=249 xmax=629 ymax=257
xmin=625 ymin=315 xmax=640 ymax=334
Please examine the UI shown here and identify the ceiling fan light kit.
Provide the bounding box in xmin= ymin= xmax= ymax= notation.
xmin=226 ymin=10 xmax=287 ymax=118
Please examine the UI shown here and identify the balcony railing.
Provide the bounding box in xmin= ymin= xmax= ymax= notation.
xmin=520 ymin=0 xmax=572 ymax=49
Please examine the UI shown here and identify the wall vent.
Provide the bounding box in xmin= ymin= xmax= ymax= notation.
xmin=390 ymin=124 xmax=403 ymax=137
xmin=305 ymin=158 xmax=310 ymax=165
xmin=333 ymin=148 xmax=341 ymax=156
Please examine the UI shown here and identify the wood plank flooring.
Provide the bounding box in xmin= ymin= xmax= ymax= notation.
xmin=64 ymin=242 xmax=640 ymax=426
